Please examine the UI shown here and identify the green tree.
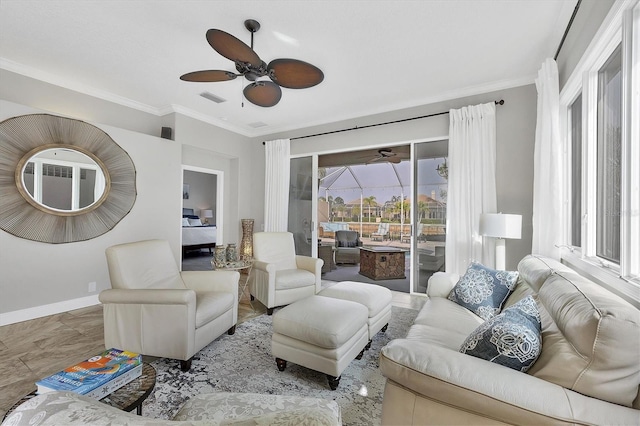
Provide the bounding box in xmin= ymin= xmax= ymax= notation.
xmin=363 ymin=196 xmax=377 ymax=222
xmin=418 ymin=200 xmax=429 ymax=221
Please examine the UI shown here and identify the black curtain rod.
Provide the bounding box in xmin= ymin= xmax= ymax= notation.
xmin=554 ymin=0 xmax=582 ymax=60
xmin=263 ymin=99 xmax=504 ymax=144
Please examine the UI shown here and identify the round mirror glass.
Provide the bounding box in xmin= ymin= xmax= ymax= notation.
xmin=20 ymin=147 xmax=108 ymax=213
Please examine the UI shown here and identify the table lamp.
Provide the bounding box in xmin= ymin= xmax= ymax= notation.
xmin=479 ymin=213 xmax=522 ymax=270
xmin=202 ymin=209 xmax=213 ymax=225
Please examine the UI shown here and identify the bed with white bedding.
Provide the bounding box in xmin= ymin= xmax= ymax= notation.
xmin=181 ymin=212 xmax=216 ymax=256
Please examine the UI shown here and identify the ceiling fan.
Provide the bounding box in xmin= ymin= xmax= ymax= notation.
xmin=180 ymin=19 xmax=324 ymax=107
xmin=366 ymin=149 xmax=402 ymax=164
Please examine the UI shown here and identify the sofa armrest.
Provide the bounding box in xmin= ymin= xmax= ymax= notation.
xmin=296 ymin=255 xmax=323 ymax=293
xmin=380 ymin=339 xmax=640 ymax=425
xmin=426 ymin=272 xmax=459 ymax=297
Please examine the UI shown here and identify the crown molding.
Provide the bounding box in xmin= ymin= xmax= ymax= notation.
xmin=2 ymin=56 xmax=535 ymax=139
xmin=0 ymin=58 xmax=158 ymax=115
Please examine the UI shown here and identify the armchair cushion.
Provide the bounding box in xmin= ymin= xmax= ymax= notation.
xmin=195 ymin=292 xmax=234 ymax=328
xmin=276 ymin=269 xmax=316 ymax=290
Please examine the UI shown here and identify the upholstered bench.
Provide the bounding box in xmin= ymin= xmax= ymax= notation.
xmin=272 ymin=295 xmax=369 ymax=390
xmin=319 ymin=281 xmax=393 ymax=343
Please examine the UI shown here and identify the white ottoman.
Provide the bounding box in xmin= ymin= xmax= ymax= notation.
xmin=272 ymin=295 xmax=369 ymax=390
xmin=318 ymin=281 xmax=393 ymax=342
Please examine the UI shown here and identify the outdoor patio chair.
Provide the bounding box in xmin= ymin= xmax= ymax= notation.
xmin=371 ymin=223 xmax=390 ymax=241
xmin=334 ymin=230 xmax=362 ymax=264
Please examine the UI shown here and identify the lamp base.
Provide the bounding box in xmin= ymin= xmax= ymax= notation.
xmin=495 ymin=238 xmax=506 ymax=270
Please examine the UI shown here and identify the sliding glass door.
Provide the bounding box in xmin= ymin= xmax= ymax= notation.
xmin=289 ymin=156 xmax=316 ymax=257
xmin=412 ymin=141 xmax=448 ymax=293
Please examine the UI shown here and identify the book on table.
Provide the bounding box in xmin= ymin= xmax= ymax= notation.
xmin=36 ymin=348 xmax=142 ymax=399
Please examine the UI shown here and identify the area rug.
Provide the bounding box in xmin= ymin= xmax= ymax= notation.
xmin=143 ymin=306 xmax=418 ymax=426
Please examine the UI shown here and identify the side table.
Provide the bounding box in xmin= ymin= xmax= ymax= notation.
xmin=3 ymin=363 xmax=156 ymax=420
xmin=212 ymin=258 xmax=254 ymax=310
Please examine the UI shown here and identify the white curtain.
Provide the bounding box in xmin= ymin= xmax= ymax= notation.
xmin=446 ymin=102 xmax=497 ymax=275
xmin=264 ymin=139 xmax=290 ymax=232
xmin=532 ymin=58 xmax=562 ymax=260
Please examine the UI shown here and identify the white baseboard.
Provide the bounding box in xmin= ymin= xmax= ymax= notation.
xmin=0 ymin=295 xmax=101 ymax=326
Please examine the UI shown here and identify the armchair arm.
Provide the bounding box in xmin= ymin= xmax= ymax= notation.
xmin=427 ymin=271 xmax=459 ymax=297
xmin=99 ymin=288 xmax=196 ymax=360
xmin=99 ymin=288 xmax=195 ymax=305
xmin=181 ymin=270 xmax=240 ymax=294
xmin=251 ymin=260 xmax=276 ymax=273
xmin=296 ymin=255 xmax=323 ymax=293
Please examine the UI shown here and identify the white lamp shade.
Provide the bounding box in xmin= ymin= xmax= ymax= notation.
xmin=480 ymin=213 xmax=522 ymax=239
xmin=202 ymin=209 xmax=213 ymax=218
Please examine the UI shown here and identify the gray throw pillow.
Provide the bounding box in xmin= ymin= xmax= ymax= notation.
xmin=459 ymin=296 xmax=542 ymax=372
xmin=447 ymin=261 xmax=519 ymax=320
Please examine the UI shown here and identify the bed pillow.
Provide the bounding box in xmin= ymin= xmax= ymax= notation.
xmin=181 ymin=218 xmax=190 ymax=227
xmin=447 ymin=261 xmax=519 ymax=320
xmin=188 ymin=218 xmax=203 ymax=227
xmin=460 ymin=296 xmax=542 ymax=372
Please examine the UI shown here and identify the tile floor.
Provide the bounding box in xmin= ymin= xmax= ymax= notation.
xmin=0 ymin=280 xmax=425 ymax=419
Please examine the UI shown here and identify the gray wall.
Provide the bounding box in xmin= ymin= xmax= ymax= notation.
xmin=183 ymin=170 xmax=217 ymax=224
xmin=0 ymin=99 xmax=182 ymax=317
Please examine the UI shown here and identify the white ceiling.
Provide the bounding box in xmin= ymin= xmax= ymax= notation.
xmin=0 ymin=0 xmax=576 ymax=138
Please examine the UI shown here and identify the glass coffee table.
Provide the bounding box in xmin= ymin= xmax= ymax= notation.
xmin=3 ymin=363 xmax=156 ymax=419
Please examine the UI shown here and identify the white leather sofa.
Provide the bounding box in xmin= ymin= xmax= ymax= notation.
xmin=380 ymin=255 xmax=640 ymax=425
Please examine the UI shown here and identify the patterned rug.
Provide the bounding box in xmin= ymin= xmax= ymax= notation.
xmin=143 ymin=306 xmax=418 ymax=426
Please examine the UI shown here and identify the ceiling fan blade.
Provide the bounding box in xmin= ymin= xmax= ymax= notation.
xmin=180 ymin=70 xmax=238 ymax=82
xmin=268 ymin=58 xmax=324 ymax=89
xmin=243 ymin=81 xmax=282 ymax=107
xmin=206 ymin=29 xmax=261 ymax=67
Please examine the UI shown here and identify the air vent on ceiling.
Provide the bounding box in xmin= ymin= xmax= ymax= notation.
xmin=200 ymin=92 xmax=226 ymax=103
xmin=248 ymin=121 xmax=268 ymax=128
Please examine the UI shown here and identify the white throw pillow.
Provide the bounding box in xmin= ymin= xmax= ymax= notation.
xmin=188 ymin=218 xmax=203 ymax=227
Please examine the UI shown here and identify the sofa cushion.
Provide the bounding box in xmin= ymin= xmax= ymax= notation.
xmin=275 ymin=269 xmax=316 ymax=290
xmin=528 ymin=271 xmax=640 ymax=407
xmin=447 ymin=262 xmax=519 ymax=320
xmin=460 ymin=296 xmax=542 ymax=372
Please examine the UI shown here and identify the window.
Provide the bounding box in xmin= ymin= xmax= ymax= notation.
xmin=596 ymin=47 xmax=622 ymax=264
xmin=570 ymin=94 xmax=582 ymax=247
xmin=561 ymin=1 xmax=640 ymax=299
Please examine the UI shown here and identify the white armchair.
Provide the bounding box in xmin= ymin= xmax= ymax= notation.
xmin=99 ymin=239 xmax=239 ymax=371
xmin=249 ymin=232 xmax=323 ymax=315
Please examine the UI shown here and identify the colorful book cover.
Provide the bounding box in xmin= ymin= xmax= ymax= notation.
xmin=36 ymin=348 xmax=142 ymax=396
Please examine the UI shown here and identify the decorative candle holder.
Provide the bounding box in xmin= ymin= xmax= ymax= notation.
xmin=213 ymin=245 xmax=226 ymax=268
xmin=240 ymin=219 xmax=254 ymax=260
xmin=226 ymin=243 xmax=238 ymax=262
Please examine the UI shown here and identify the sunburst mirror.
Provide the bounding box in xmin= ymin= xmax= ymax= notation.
xmin=0 ymin=114 xmax=137 ymax=243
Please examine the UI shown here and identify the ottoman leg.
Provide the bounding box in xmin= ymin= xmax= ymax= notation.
xmin=227 ymin=325 xmax=236 ymax=335
xmin=381 ymin=323 xmax=388 ymax=333
xmin=365 ymin=340 xmax=372 ymax=350
xmin=276 ymin=358 xmax=287 ymax=371
xmin=327 ymin=375 xmax=341 ymax=390
xmin=267 ymin=307 xmax=274 ymax=315
xmin=355 ymin=348 xmax=365 ymax=360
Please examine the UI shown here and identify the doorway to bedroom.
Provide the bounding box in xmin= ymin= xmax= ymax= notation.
xmin=181 ymin=166 xmax=223 ymax=271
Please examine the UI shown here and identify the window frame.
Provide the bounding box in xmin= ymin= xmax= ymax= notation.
xmin=559 ymin=0 xmax=640 ymax=304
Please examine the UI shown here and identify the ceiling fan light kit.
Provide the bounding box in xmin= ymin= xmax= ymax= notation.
xmin=181 ymin=19 xmax=324 ymax=107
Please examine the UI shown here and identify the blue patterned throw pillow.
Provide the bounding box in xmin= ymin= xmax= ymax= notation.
xmin=447 ymin=262 xmax=519 ymax=320
xmin=459 ymin=296 xmax=542 ymax=372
